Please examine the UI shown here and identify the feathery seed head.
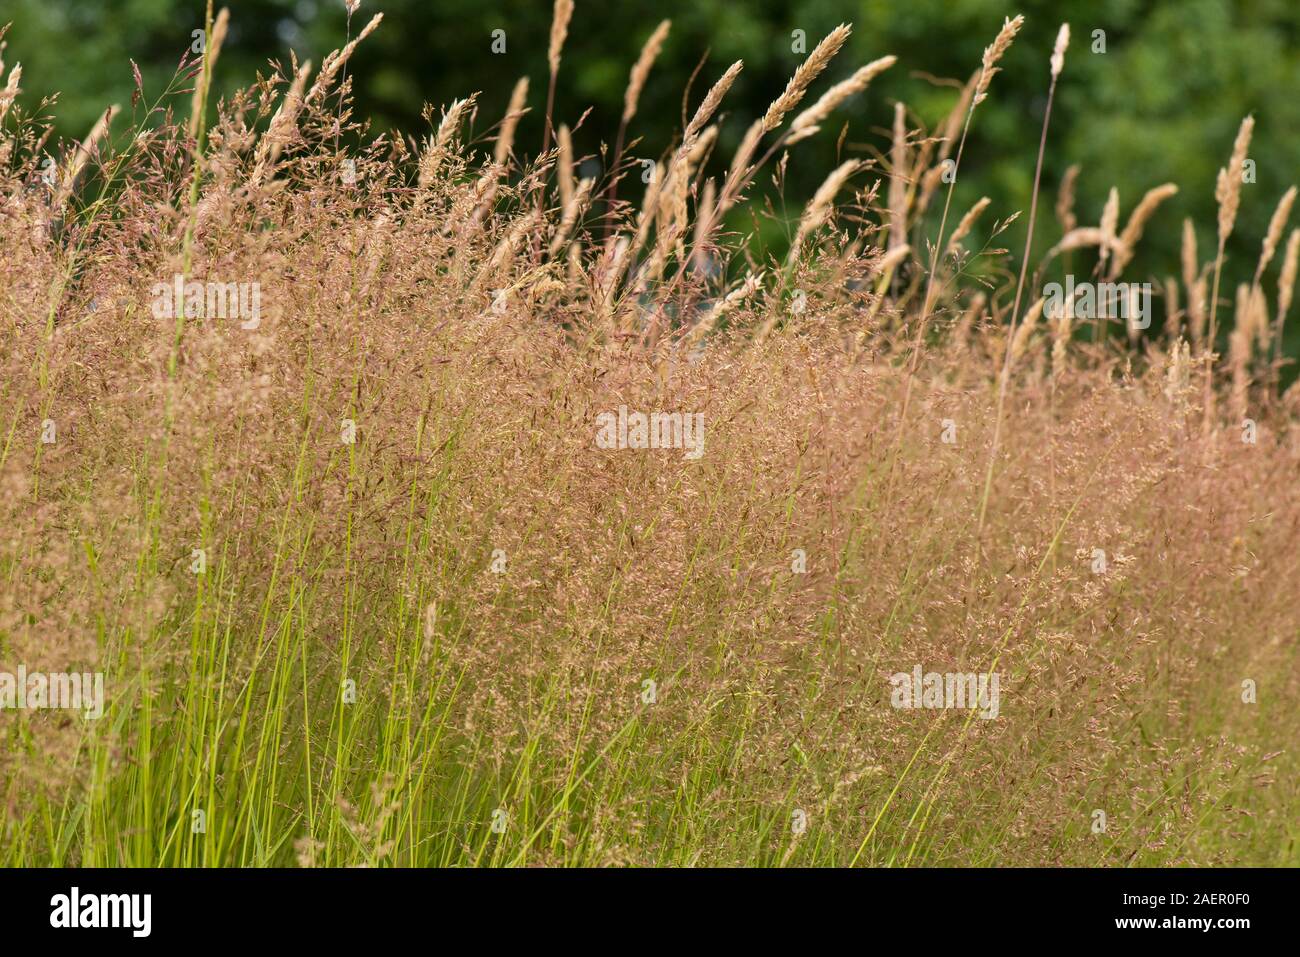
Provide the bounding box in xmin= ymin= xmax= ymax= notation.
xmin=623 ymin=20 xmax=671 ymax=123
xmin=1050 ymin=23 xmax=1070 ymax=79
xmin=1216 ymin=115 xmax=1254 ymax=244
xmin=549 ymin=0 xmax=575 ymax=76
xmin=974 ymin=15 xmax=1024 ymax=104
xmin=761 ymin=24 xmax=851 ymax=132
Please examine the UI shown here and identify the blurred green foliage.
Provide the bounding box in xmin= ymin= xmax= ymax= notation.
xmin=7 ymin=0 xmax=1300 ymax=349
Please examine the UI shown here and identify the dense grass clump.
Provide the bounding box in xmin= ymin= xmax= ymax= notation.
xmin=0 ymin=6 xmax=1296 ymax=866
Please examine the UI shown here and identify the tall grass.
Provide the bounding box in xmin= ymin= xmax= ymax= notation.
xmin=0 ymin=7 xmax=1297 ymax=867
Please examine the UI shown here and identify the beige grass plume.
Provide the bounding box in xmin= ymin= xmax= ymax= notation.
xmin=974 ymin=15 xmax=1024 ymax=105
xmin=692 ymin=179 xmax=716 ymax=254
xmin=187 ymin=7 xmax=230 ymax=140
xmin=685 ymin=124 xmax=717 ymax=167
xmin=247 ymin=30 xmax=358 ymax=191
xmin=633 ymin=95 xmax=718 ymax=289
xmin=1206 ymin=114 xmax=1255 ymax=422
xmin=888 ymin=102 xmax=908 ymax=252
xmin=0 ymin=62 xmax=21 ymax=125
xmin=1190 ymin=275 xmax=1209 ymax=348
xmin=1010 ymin=295 xmax=1045 ymax=364
xmin=1273 ymin=228 xmax=1300 ymax=356
xmin=790 ymin=55 xmax=896 ymax=136
xmin=541 ymin=0 xmax=574 ymax=156
xmin=435 ymin=97 xmax=474 ymax=147
xmin=549 ymin=0 xmax=575 ymax=76
xmin=695 ymin=118 xmax=764 ymax=235
xmin=871 ymin=242 xmax=912 ymax=278
xmin=549 ymin=177 xmax=594 ymax=256
xmin=1051 ymin=295 xmax=1074 ymax=378
xmin=1047 ymin=226 xmax=1102 ymax=259
xmin=493 ymin=77 xmax=530 ymax=166
xmin=1109 ymin=182 xmax=1178 ymax=278
xmin=557 ymin=123 xmax=576 ymax=210
xmin=687 ymin=269 xmax=765 ymax=345
xmin=1055 ymin=164 xmax=1080 ymax=234
xmin=685 ymin=60 xmax=743 ymax=142
xmin=1165 ymin=338 xmax=1192 ymax=402
xmin=1098 ymin=187 xmax=1119 ymax=266
xmin=726 ymin=119 xmax=764 ymax=187
xmin=602 ymin=19 xmax=669 ymax=242
xmin=638 ymin=63 xmax=735 ymax=266
xmin=916 ymin=72 xmax=975 ymax=217
xmin=418 ymin=96 xmax=475 ymax=186
xmin=1252 ymin=280 xmax=1271 ymax=352
xmin=1050 ymin=23 xmax=1070 ymax=79
xmin=52 ymin=104 xmax=119 ymax=213
xmin=486 ymin=207 xmax=541 ymax=276
xmin=303 ymin=12 xmax=382 ymax=109
xmin=623 ymin=19 xmax=670 ymax=124
xmin=256 ymin=57 xmax=313 ymax=176
xmin=1181 ymin=218 xmax=1204 ymax=346
xmin=762 ymin=24 xmax=851 ymax=132
xmin=1164 ymin=276 xmax=1181 ymax=341
xmin=1228 ymin=282 xmax=1256 ymax=417
xmin=952 ymin=290 xmax=986 ymax=351
xmin=784 ymin=124 xmax=821 ymax=147
xmin=788 ymin=159 xmax=861 ymax=262
xmin=1181 ymin=218 xmax=1199 ymax=296
xmin=1216 ymin=115 xmax=1254 ymax=245
xmin=693 ymin=38 xmax=860 ymax=266
xmin=939 ymin=71 xmax=977 ymax=150
xmin=649 ymin=140 xmax=702 ymax=278
xmin=1254 ymin=185 xmax=1297 ymax=283
xmin=947 ymin=196 xmax=991 ymax=255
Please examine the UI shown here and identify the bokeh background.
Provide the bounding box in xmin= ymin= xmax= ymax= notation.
xmin=7 ymin=0 xmax=1300 ymax=349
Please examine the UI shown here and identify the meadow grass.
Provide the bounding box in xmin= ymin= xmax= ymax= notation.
xmin=0 ymin=5 xmax=1297 ymax=867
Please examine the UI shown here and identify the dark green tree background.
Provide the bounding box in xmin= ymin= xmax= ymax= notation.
xmin=7 ymin=0 xmax=1300 ymax=349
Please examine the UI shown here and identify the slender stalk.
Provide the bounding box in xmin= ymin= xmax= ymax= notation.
xmin=975 ymin=27 xmax=1067 ymax=538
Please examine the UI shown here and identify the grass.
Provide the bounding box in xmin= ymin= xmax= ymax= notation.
xmin=0 ymin=5 xmax=1297 ymax=867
